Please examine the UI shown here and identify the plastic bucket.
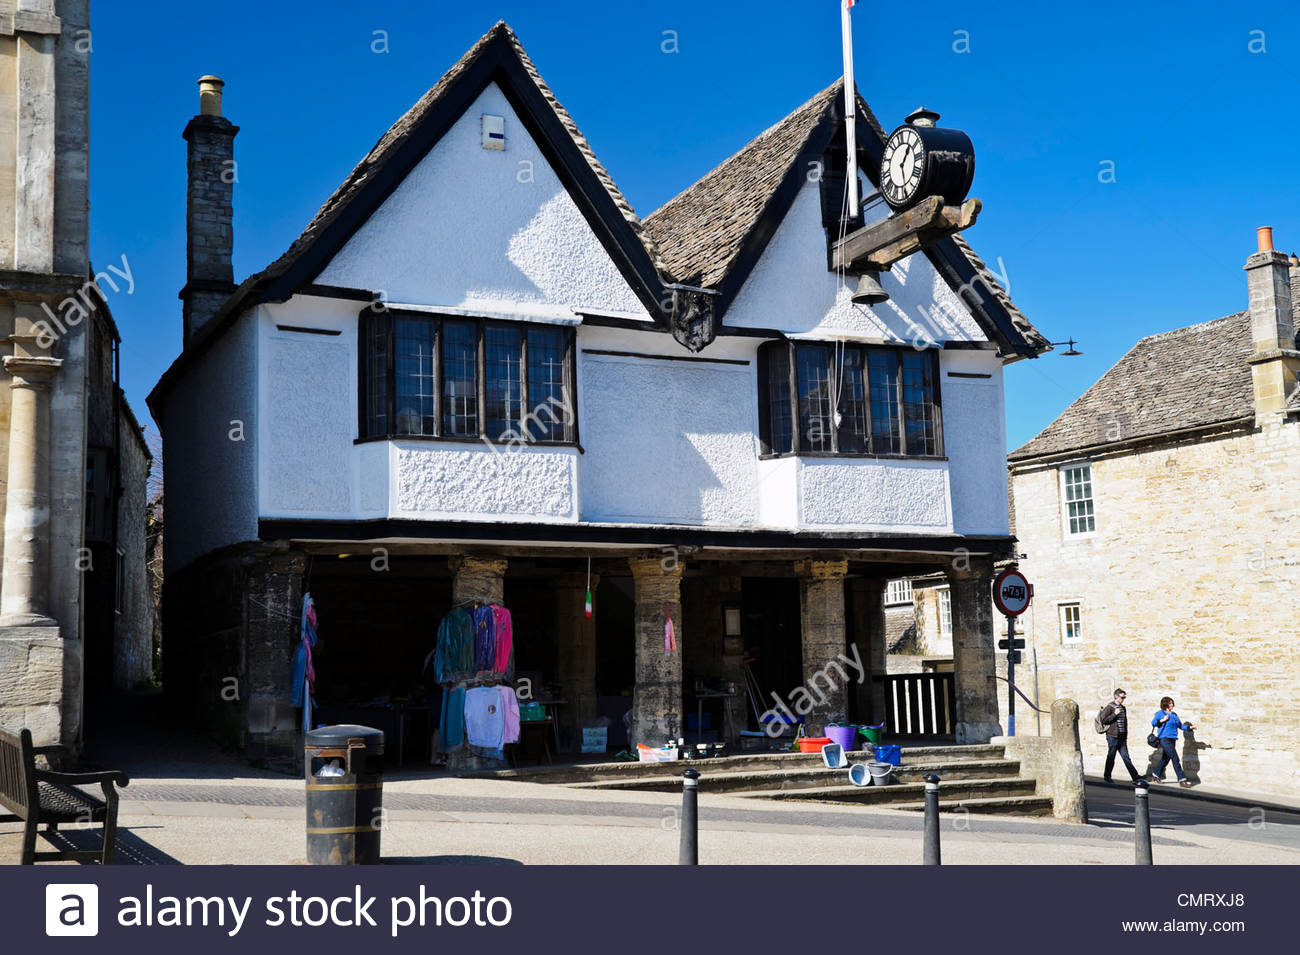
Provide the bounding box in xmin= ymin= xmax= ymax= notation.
xmin=867 ymin=761 xmax=894 ymax=786
xmin=859 ymin=723 xmax=884 ymax=745
xmin=821 ymin=743 xmax=847 ymax=769
xmin=848 ymin=763 xmax=870 ymax=787
xmin=825 ymin=724 xmax=857 ymax=751
xmin=797 ymin=736 xmax=832 ymax=754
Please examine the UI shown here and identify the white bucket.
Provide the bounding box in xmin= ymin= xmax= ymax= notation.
xmin=848 ymin=762 xmax=870 ymax=786
xmin=821 ymin=743 xmax=847 ymax=769
xmin=867 ymin=761 xmax=894 ymax=785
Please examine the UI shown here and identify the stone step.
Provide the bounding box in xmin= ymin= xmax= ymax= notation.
xmin=886 ymin=795 xmax=1055 ymax=816
xmin=466 ymin=744 xmax=1008 ymax=785
xmin=736 ymin=777 xmax=1040 ymax=806
xmin=568 ymin=758 xmax=1021 ymax=794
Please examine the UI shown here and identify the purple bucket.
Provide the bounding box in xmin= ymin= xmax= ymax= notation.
xmin=825 ymin=724 xmax=856 ymax=752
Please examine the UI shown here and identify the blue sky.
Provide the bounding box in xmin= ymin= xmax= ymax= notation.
xmin=90 ymin=1 xmax=1300 ymax=449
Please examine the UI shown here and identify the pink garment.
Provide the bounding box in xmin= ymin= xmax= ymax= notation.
xmin=492 ymin=605 xmax=513 ymax=675
xmin=499 ymin=685 xmax=520 ymax=744
xmin=664 ymin=601 xmax=676 ymax=653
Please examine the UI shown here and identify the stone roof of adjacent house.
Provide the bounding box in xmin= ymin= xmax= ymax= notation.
xmin=1008 ymin=311 xmax=1256 ymax=463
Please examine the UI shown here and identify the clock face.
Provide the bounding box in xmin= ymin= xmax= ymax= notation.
xmin=880 ymin=127 xmax=925 ymax=208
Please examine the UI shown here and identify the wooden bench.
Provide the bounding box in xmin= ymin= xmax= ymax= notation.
xmin=0 ymin=727 xmax=129 ymax=865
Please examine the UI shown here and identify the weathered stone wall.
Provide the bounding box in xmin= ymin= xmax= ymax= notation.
xmin=1009 ymin=419 xmax=1300 ymax=798
xmin=112 ymin=404 xmax=152 ymax=691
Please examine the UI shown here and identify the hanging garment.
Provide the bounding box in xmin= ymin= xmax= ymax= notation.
xmin=664 ymin=601 xmax=676 ymax=654
xmin=440 ymin=686 xmax=467 ymax=750
xmin=491 ymin=605 xmax=513 ymax=676
xmin=498 ymin=685 xmax=521 ymax=745
xmin=291 ymin=593 xmax=318 ymax=708
xmin=464 ymin=686 xmax=507 ymax=749
xmin=435 ymin=609 xmax=475 ymax=683
xmin=472 ymin=604 xmax=495 ymax=672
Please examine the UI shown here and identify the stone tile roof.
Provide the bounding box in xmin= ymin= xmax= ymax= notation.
xmin=259 ymin=21 xmax=666 ymax=286
xmin=642 ymin=83 xmax=1047 ymax=352
xmin=643 ymin=80 xmax=853 ymax=287
xmin=1008 ymin=312 xmax=1256 ymax=463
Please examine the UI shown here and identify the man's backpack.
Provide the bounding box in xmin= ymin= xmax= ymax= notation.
xmin=1094 ymin=706 xmax=1109 ymax=734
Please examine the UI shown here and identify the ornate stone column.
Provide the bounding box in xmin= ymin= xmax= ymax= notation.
xmin=950 ymin=557 xmax=1002 ymax=743
xmin=554 ymin=571 xmax=599 ymax=750
xmin=1 ymin=355 xmax=62 ymax=627
xmin=628 ymin=555 xmax=684 ymax=748
xmin=795 ymin=557 xmax=850 ymax=736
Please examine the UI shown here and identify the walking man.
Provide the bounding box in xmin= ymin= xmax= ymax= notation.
xmin=1099 ymin=688 xmax=1140 ymax=783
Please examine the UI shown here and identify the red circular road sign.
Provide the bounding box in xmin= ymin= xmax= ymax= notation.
xmin=992 ymin=569 xmax=1032 ymax=617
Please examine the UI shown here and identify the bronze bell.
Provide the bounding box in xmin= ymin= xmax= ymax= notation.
xmin=851 ymin=269 xmax=889 ymax=305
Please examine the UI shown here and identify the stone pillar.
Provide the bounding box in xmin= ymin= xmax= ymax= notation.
xmin=555 ymin=571 xmax=598 ymax=751
xmin=450 ymin=555 xmax=507 ymax=605
xmin=0 ymin=355 xmax=62 ymax=627
xmin=1051 ymin=698 xmax=1087 ymax=823
xmin=628 ymin=556 xmax=684 ymax=748
xmin=849 ymin=575 xmax=887 ymax=725
xmin=950 ymin=558 xmax=1002 ymax=743
xmin=243 ymin=547 xmax=307 ymax=767
xmin=795 ymin=558 xmax=850 ymax=736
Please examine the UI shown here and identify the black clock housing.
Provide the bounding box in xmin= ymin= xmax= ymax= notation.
xmin=879 ymin=108 xmax=975 ymax=212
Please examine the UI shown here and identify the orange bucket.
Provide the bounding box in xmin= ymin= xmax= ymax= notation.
xmin=797 ymin=736 xmax=832 ymax=753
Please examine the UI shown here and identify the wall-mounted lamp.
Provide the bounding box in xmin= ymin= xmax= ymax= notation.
xmin=1048 ymin=338 xmax=1083 ymax=356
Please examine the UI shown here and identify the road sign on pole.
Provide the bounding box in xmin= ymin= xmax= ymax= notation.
xmin=992 ymin=569 xmax=1031 ymax=617
xmin=991 ymin=569 xmax=1032 ymax=737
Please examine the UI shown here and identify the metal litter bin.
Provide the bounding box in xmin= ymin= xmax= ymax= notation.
xmin=304 ymin=724 xmax=385 ymax=865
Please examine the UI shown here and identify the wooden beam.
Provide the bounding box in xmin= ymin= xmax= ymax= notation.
xmin=832 ymin=197 xmax=981 ymax=272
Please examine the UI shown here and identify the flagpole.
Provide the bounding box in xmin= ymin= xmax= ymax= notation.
xmin=841 ymin=0 xmax=859 ymax=220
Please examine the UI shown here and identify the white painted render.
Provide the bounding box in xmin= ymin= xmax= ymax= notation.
xmin=316 ymin=82 xmax=652 ymax=321
xmin=726 ymin=182 xmax=986 ymax=344
xmin=161 ymin=311 xmax=258 ymax=572
xmin=166 ymin=86 xmax=1019 ymax=568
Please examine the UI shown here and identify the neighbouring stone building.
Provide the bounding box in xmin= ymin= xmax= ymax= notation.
xmin=150 ymin=22 xmax=1048 ymax=766
xmin=1007 ymin=227 xmax=1300 ymax=798
xmin=0 ymin=0 xmax=152 ymax=754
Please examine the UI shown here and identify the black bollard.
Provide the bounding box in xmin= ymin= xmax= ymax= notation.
xmin=679 ymin=769 xmax=700 ymax=865
xmin=923 ymin=773 xmax=941 ymax=866
xmin=1134 ymin=779 xmax=1153 ymax=865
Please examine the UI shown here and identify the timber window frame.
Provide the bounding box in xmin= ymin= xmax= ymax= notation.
xmin=937 ymin=586 xmax=952 ymax=640
xmin=884 ymin=579 xmax=914 ymax=607
xmin=1060 ymin=462 xmax=1096 ymax=537
xmin=358 ymin=309 xmax=578 ymax=445
xmin=757 ymin=340 xmax=944 ymax=458
xmin=1059 ymin=602 xmax=1083 ymax=644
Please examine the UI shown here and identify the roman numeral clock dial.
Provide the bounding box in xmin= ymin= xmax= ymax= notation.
xmin=875 ymin=109 xmax=975 ymax=212
xmin=881 ymin=126 xmax=925 ymax=208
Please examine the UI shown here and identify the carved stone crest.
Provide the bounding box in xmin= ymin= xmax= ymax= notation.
xmin=670 ymin=288 xmax=716 ymax=353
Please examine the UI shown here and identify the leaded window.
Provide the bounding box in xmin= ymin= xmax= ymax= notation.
xmin=758 ymin=341 xmax=943 ymax=457
xmin=359 ymin=311 xmax=576 ymax=444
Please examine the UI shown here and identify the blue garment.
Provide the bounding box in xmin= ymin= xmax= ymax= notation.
xmin=472 ymin=604 xmax=495 ymax=672
xmin=1151 ymin=710 xmax=1189 ymax=739
xmin=434 ymin=609 xmax=474 ymax=683
xmin=290 ymin=594 xmax=318 ymax=707
xmin=440 ymin=687 xmax=467 ymax=750
xmin=1154 ymin=737 xmax=1186 ymax=782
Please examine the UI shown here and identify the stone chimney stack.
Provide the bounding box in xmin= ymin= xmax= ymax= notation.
xmin=180 ymin=75 xmax=239 ymax=344
xmin=1244 ymin=226 xmax=1300 ymax=423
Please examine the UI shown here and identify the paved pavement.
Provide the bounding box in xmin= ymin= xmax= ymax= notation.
xmin=1085 ymin=781 xmax=1300 ymax=852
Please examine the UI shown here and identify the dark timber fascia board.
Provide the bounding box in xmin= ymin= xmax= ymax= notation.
xmin=259 ymin=517 xmax=1016 ymax=557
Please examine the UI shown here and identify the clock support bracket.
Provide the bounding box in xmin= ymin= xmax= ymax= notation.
xmin=831 ymin=196 xmax=982 ymax=273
